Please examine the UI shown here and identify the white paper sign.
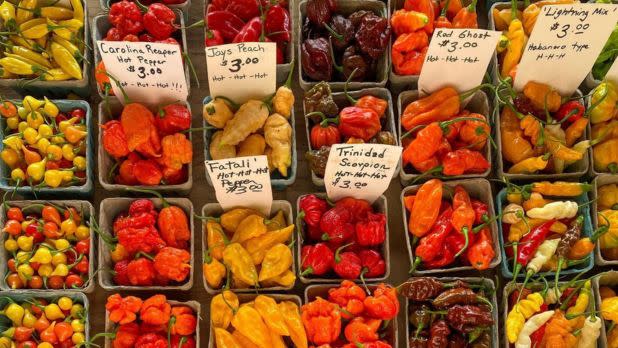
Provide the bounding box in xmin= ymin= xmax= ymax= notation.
xmin=418 ymin=29 xmax=501 ymax=94
xmin=324 ymin=144 xmax=402 ymax=203
xmin=205 ymin=156 xmax=273 ymax=216
xmin=514 ymin=3 xmax=618 ymax=95
xmin=97 ymin=41 xmax=188 ymax=105
xmin=205 ymin=42 xmax=277 ymax=104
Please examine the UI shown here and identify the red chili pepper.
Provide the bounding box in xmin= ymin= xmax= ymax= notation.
xmin=170 ymin=306 xmax=197 ymax=336
xmin=471 ymin=199 xmax=489 ymax=225
xmin=337 ymin=106 xmax=381 ymax=141
xmin=344 ymin=317 xmax=381 ymax=344
xmin=530 ymin=323 xmax=547 ymax=347
xmin=355 ymin=212 xmax=386 ymax=246
xmin=402 ymin=122 xmax=443 ymax=168
xmin=170 ymin=335 xmax=195 ymax=348
xmin=153 ymin=247 xmax=190 ymax=282
xmin=414 ymin=206 xmax=453 ymax=264
xmin=113 ymin=213 xmax=156 ymax=234
xmin=116 ymin=153 xmax=140 ymax=185
xmin=206 ymin=11 xmax=245 ymax=41
xmin=129 ymin=199 xmax=155 ymax=216
xmin=233 ymin=16 xmax=263 ymax=43
xmin=139 ymin=33 xmax=156 ymax=42
xmin=451 ymin=185 xmax=476 ymax=257
xmin=75 ymin=239 xmax=90 ymax=255
xmin=108 ymin=0 xmax=143 ymax=36
xmin=143 ymin=3 xmax=177 ymax=40
xmin=106 ymin=27 xmax=123 ymax=41
xmin=333 ymin=244 xmax=362 ymax=279
xmin=157 ymin=202 xmax=190 ymax=249
xmin=212 ymin=0 xmax=259 ymax=21
xmin=265 ymin=4 xmax=291 ymax=43
xmin=513 ymin=219 xmax=556 ymax=279
xmin=162 ymin=166 xmax=187 ymax=185
xmin=123 ymin=34 xmax=139 ymax=41
xmin=335 ymin=197 xmax=372 ymax=222
xmin=320 ymin=205 xmax=354 ymax=246
xmin=423 ymin=240 xmax=456 ymax=269
xmin=404 ymin=0 xmax=435 ymax=34
xmin=102 ymin=120 xmax=130 ymax=159
xmin=116 ymin=226 xmax=166 ymax=254
xmin=126 ymin=258 xmax=156 ymax=286
xmin=452 ymin=0 xmax=478 ymax=28
xmin=298 ymin=194 xmax=329 ymax=228
xmin=363 ymin=283 xmax=399 ymax=320
xmin=140 ymin=294 xmax=172 ymax=326
xmin=434 ymin=0 xmax=452 ymax=29
xmin=328 ymin=280 xmax=366 ymax=319
xmin=112 ymin=323 xmax=139 ymax=348
xmin=133 ymin=159 xmax=163 ymax=186
xmin=301 ymin=243 xmax=334 ymax=276
xmin=466 ymin=227 xmax=494 ymax=270
xmin=358 ymin=249 xmax=386 ymax=278
xmin=441 ymin=149 xmax=489 ymax=175
xmin=134 ymin=333 xmax=167 ymax=348
xmin=310 ymin=120 xmax=341 ymax=149
xmin=73 ymin=255 xmax=89 ymax=274
xmin=554 ymin=100 xmax=585 ymax=124
xmin=156 ymin=104 xmax=191 ymax=136
xmin=204 ymin=29 xmax=224 ymax=46
xmin=113 ymin=260 xmax=131 ymax=285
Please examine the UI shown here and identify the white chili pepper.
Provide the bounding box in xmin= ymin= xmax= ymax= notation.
xmin=527 ymin=201 xmax=578 ymax=220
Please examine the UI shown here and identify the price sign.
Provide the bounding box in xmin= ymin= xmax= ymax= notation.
xmin=205 ymin=156 xmax=273 ymax=215
xmin=205 ymin=42 xmax=277 ymax=104
xmin=514 ymin=3 xmax=618 ymax=95
xmin=324 ymin=144 xmax=402 ymax=203
xmin=97 ymin=41 xmax=188 ymax=105
xmin=418 ymin=29 xmax=500 ymax=95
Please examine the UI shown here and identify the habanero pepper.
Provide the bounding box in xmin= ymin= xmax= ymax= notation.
xmin=157 ymin=199 xmax=190 ymax=249
xmin=310 ymin=117 xmax=341 ymax=149
xmin=358 ymin=249 xmax=386 ymax=278
xmin=335 ymin=197 xmax=372 ymax=222
xmin=333 ymin=106 xmax=381 ymax=142
xmin=300 ymin=243 xmax=334 ymax=276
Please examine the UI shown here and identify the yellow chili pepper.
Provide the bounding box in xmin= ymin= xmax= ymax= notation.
xmin=0 ymin=56 xmax=42 ymax=75
xmin=231 ymin=306 xmax=272 ymax=348
xmin=21 ymin=22 xmax=51 ymax=39
xmin=1 ymin=148 xmax=20 ymax=169
xmin=44 ymin=169 xmax=64 ymax=188
xmin=598 ymin=184 xmax=618 ymax=210
xmin=231 ymin=214 xmax=267 ymax=244
xmin=15 ymin=0 xmax=37 ymax=24
xmin=278 ymin=301 xmax=308 ymax=348
xmin=506 ymin=292 xmax=544 ymax=343
xmin=244 ymin=225 xmax=294 ymax=265
xmin=0 ymin=1 xmax=16 ymax=30
xmin=9 ymin=45 xmax=51 ymax=69
xmin=223 ymin=243 xmax=258 ymax=287
xmin=17 ymin=235 xmax=33 ymax=251
xmin=69 ymin=0 xmax=83 ymax=20
xmin=211 ymin=290 xmax=239 ymax=330
xmin=39 ymin=6 xmax=74 ymax=20
xmin=254 ymin=295 xmax=289 ymax=336
xmin=261 ymin=270 xmax=296 ymax=288
xmin=51 ymin=35 xmax=80 ymax=58
xmin=9 ymin=35 xmax=39 ymax=52
xmin=567 ymin=280 xmax=591 ymax=329
xmin=594 ymin=138 xmax=618 ymax=173
xmin=44 ymin=303 xmax=64 ymax=320
xmin=258 ymin=243 xmax=292 ymax=282
xmin=206 ymin=220 xmax=227 ymax=260
xmin=523 ymin=81 xmax=562 ymax=113
xmin=501 ymin=3 xmax=526 ymax=78
xmin=590 ymin=81 xmax=618 ymax=124
xmin=50 ymin=42 xmax=81 ymax=79
xmin=531 ymin=181 xmax=591 ymax=196
xmin=29 ymin=247 xmax=52 ymax=264
xmin=220 ymin=208 xmax=263 ymax=233
xmin=3 ymin=303 xmax=24 ymax=326
xmin=203 ymin=251 xmax=226 ymax=289
xmin=42 ymin=68 xmax=71 ymax=81
xmin=52 ymin=18 xmax=82 ymax=40
xmin=599 ymin=209 xmax=618 ymax=249
xmin=64 ymin=125 xmax=87 ymax=144
xmin=3 ymin=135 xmax=23 ymax=151
xmin=508 ymin=154 xmax=550 ymax=174
xmin=214 ymin=327 xmax=242 ymax=348
xmin=26 ymin=157 xmax=46 ymax=181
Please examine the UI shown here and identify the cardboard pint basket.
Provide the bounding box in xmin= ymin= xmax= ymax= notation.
xmin=302 ymin=87 xmax=400 ymax=187
xmin=593 ymin=271 xmax=617 ymax=348
xmin=296 ymin=193 xmax=391 ymax=284
xmin=201 ymin=200 xmax=296 ymax=294
xmin=402 ymin=178 xmax=501 ymax=274
xmin=592 ymin=175 xmax=618 ymax=266
xmin=97 ymin=197 xmax=195 ymax=291
xmin=0 ymin=201 xmax=96 ymax=293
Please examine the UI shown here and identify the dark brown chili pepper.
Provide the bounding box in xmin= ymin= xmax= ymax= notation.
xmin=448 ymin=333 xmax=466 ymax=348
xmin=446 ymin=305 xmax=493 ymax=333
xmin=428 ymin=320 xmax=450 ymax=348
xmin=370 ymin=131 xmax=396 ymax=145
xmin=348 ymin=10 xmax=371 ymax=27
xmin=305 ymin=146 xmax=330 ymax=177
xmin=470 ymin=332 xmax=491 ymax=348
xmin=301 ymin=37 xmax=333 ymax=81
xmin=432 ymin=288 xmax=493 ymax=309
xmin=330 ymin=15 xmax=354 ymax=50
xmin=556 ymin=215 xmax=584 ymax=257
xmin=341 ymin=46 xmax=369 ymax=81
xmin=399 ymin=277 xmax=469 ymax=301
xmin=409 ymin=336 xmax=429 ymax=348
xmin=355 ymin=13 xmax=390 ymax=59
xmin=409 ymin=304 xmax=432 ymax=330
xmin=304 ymin=81 xmax=339 ymax=118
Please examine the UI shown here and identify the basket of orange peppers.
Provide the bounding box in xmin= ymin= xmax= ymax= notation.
xmin=390 ymin=0 xmax=479 ymax=90
xmin=99 ymin=98 xmax=193 ymax=193
xmin=96 ymin=196 xmax=194 ymax=290
xmin=398 ymin=86 xmax=492 ymax=184
xmin=302 ymin=281 xmax=399 ymax=347
xmin=0 ymin=201 xmax=95 ymax=292
xmin=101 ymin=294 xmax=198 ymax=348
xmin=403 ymin=178 xmax=500 ymax=273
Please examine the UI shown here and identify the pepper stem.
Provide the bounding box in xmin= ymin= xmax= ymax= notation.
xmin=328 ymin=37 xmax=343 ymax=73
xmin=467 ymin=0 xmax=478 ymax=11
xmin=284 ymin=58 xmax=295 ymax=88
xmin=359 ymin=268 xmax=370 ymax=295
xmin=408 ymin=256 xmax=421 ymax=274
xmin=344 ymin=68 xmax=359 ymax=105
xmin=324 ymin=23 xmax=344 ymax=42
xmin=410 ymin=166 xmax=444 ymax=185
xmin=560 ymin=280 xmax=586 ymax=311
xmin=439 ymin=0 xmax=451 ymax=17
xmin=511 ymin=0 xmax=518 ymax=20
xmin=459 ymin=83 xmax=494 ymax=101
xmin=554 ymin=257 xmax=564 ymax=300
xmin=516 ymin=270 xmax=534 ymax=305
xmin=103 ymin=71 xmax=130 ymax=105
xmin=334 ymin=242 xmax=354 ymax=263
xmin=124 ymin=188 xmax=169 ymax=207
xmin=454 ymin=226 xmax=470 ymax=257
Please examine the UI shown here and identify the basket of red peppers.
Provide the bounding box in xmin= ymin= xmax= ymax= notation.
xmin=303 ymin=76 xmax=399 ymax=186
xmin=204 ymin=0 xmax=294 ymax=82
xmin=403 ymin=178 xmax=500 ymax=274
xmin=390 ymin=0 xmax=478 ymax=92
xmin=398 ymin=86 xmax=492 ymax=184
xmin=0 ymin=200 xmax=95 ymax=292
xmin=92 ymin=0 xmax=190 ymax=98
xmin=298 ymin=0 xmax=391 ymax=90
xmin=101 ymin=293 xmax=199 ymax=348
xmin=297 ymin=193 xmax=390 ymax=284
xmin=401 ymin=276 xmax=498 ymax=347
xmin=303 ymin=281 xmax=399 ymax=347
xmin=99 ymin=98 xmax=193 ymax=193
xmin=96 ymin=196 xmax=194 ymax=290
xmin=99 ymin=0 xmax=191 ymax=17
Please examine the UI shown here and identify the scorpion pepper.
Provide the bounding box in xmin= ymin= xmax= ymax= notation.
xmin=301 ymin=297 xmax=341 ymax=345
xmin=335 ymin=106 xmax=381 ymax=141
xmin=409 ymin=179 xmax=443 ymax=238
xmin=159 ymin=134 xmax=192 ymax=171
xmin=106 ymin=294 xmax=143 ymax=325
xmin=391 ymin=32 xmax=428 ymax=76
xmin=116 ymin=226 xmax=166 ymax=254
xmin=401 ymin=87 xmax=460 ymax=130
xmin=113 ymin=323 xmax=140 ymax=348
xmin=108 ymin=1 xmax=143 ymax=36
xmin=364 ymin=284 xmax=399 ymax=320
xmin=355 ymin=212 xmax=386 ymax=246
xmin=441 ymin=149 xmax=490 ymax=175
xmin=134 ymin=333 xmax=167 ymax=347
xmin=299 ymin=194 xmax=328 ymax=228
xmin=328 ymin=280 xmax=366 ymax=319
xmin=143 ymin=3 xmax=176 ymax=40
xmin=451 ymin=185 xmax=476 ymax=256
xmin=305 ymin=82 xmax=339 ymax=117
xmin=344 ymin=317 xmax=381 ymax=343
xmin=153 ymin=247 xmax=190 ymax=282
xmin=320 ymin=205 xmax=354 ymax=246
xmin=358 ymin=249 xmax=386 ymax=278
xmin=211 ymin=291 xmax=239 ymax=329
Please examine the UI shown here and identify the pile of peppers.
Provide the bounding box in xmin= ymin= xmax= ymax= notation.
xmin=212 ymin=292 xmax=308 ymax=348
xmin=204 ymin=0 xmax=291 ymax=64
xmin=590 ymin=80 xmax=618 ymax=173
xmin=405 ymin=179 xmax=496 ymax=272
xmin=401 ymin=277 xmax=494 ymax=347
xmin=0 ymin=97 xmax=88 ymax=188
xmin=498 ymin=80 xmax=589 ymax=175
xmin=304 ymin=77 xmax=396 ymax=177
xmin=597 ymin=183 xmax=618 ymax=260
xmin=97 ymin=197 xmax=192 ymax=286
xmin=0 ymin=295 xmax=88 ymax=347
xmin=103 ymin=294 xmax=197 ymax=348
xmin=201 ymin=207 xmax=295 ymax=290
xmin=391 ymin=0 xmax=478 ymax=76
xmin=502 ymin=181 xmax=601 ymax=290
xmin=104 ymin=0 xmax=180 ymax=44
xmin=298 ymin=195 xmax=387 ymax=280
xmin=301 ymin=0 xmax=390 ymax=82
xmin=599 ymin=280 xmax=618 ymax=348
xmin=506 ymin=276 xmax=599 ymax=348
xmin=3 ymin=202 xmax=91 ymax=290
xmin=301 ymin=281 xmax=398 ymax=347
xmin=101 ymin=101 xmax=192 ymax=186
xmin=400 ymin=86 xmax=491 ymax=177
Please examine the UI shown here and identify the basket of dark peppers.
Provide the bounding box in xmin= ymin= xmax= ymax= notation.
xmin=401 ymin=277 xmax=499 ymax=347
xmin=298 ymin=0 xmax=391 ymax=90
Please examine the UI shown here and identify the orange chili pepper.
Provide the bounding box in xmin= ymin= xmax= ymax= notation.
xmin=451 ymin=185 xmax=475 ymax=256
xmin=391 ymin=32 xmax=428 ymax=76
xmin=409 ymin=179 xmax=443 ymax=238
xmin=452 ymin=0 xmax=478 ymax=29
xmin=106 ymin=294 xmax=143 ymax=325
xmin=458 ymin=113 xmax=489 ymax=150
xmin=404 ymin=0 xmax=435 ymax=34
xmin=390 ymin=9 xmax=429 ymax=36
xmin=440 ymin=0 xmax=463 ymax=20
xmin=402 ymin=122 xmax=443 ymax=168
xmin=401 ymin=87 xmax=460 ymax=130
xmin=565 ymin=117 xmax=588 ymax=147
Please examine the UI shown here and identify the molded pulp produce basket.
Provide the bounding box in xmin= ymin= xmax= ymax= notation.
xmin=402 ymin=178 xmax=502 ymax=274
xmin=92 ymin=10 xmax=191 ymax=98
xmin=296 ymin=193 xmax=391 ymax=284
xmin=106 ymin=299 xmax=200 ymax=348
xmin=398 ymin=90 xmax=491 ymax=185
xmin=207 ymin=294 xmax=301 ymax=348
xmin=297 ymin=0 xmax=389 ymax=91
xmin=0 ymin=0 xmax=91 ymax=97
xmin=201 ymin=200 xmax=295 ymax=294
xmin=97 ymin=99 xmax=193 ymax=194
xmin=302 ymin=87 xmax=399 ymax=187
xmin=496 ymin=187 xmax=594 ymax=278
xmin=593 ymin=271 xmax=617 ymax=348
xmin=0 ymin=200 xmax=95 ymax=293
xmin=202 ymin=96 xmax=297 ymax=190
xmin=98 ymin=197 xmax=195 ymax=291
xmin=586 ymin=92 xmax=612 ymax=178
xmin=203 ymin=0 xmax=296 ymax=84
xmin=0 ymin=100 xmax=94 ymax=197
xmin=406 ymin=277 xmax=498 ymax=348
xmin=592 ymin=175 xmax=618 ymax=266
xmin=305 ymin=284 xmax=398 ymax=348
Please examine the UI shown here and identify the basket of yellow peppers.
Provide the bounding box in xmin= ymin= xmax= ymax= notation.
xmin=0 ymin=0 xmax=89 ymax=97
xmin=588 ymin=79 xmax=618 ymax=175
xmin=594 ymin=271 xmax=618 ymax=348
xmin=593 ymin=176 xmax=618 ymax=265
xmin=0 ymin=96 xmax=93 ymax=196
xmin=200 ymin=202 xmax=296 ymax=294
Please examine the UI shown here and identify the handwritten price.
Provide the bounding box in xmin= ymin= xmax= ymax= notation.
xmin=221 ymin=57 xmax=261 ymax=73
xmin=223 ymin=180 xmax=264 ymax=194
xmin=127 ymin=65 xmax=163 ymax=79
xmin=437 ymin=39 xmax=478 ymax=53
xmin=330 ymin=178 xmax=368 ymax=190
xmin=549 ymin=22 xmax=590 ymax=39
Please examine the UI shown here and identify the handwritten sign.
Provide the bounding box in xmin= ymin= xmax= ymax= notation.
xmin=419 ymin=29 xmax=500 ymax=94
xmin=205 ymin=156 xmax=273 ymax=215
xmin=205 ymin=42 xmax=277 ymax=104
xmin=97 ymin=41 xmax=188 ymax=105
xmin=514 ymin=3 xmax=618 ymax=95
xmin=324 ymin=144 xmax=402 ymax=203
